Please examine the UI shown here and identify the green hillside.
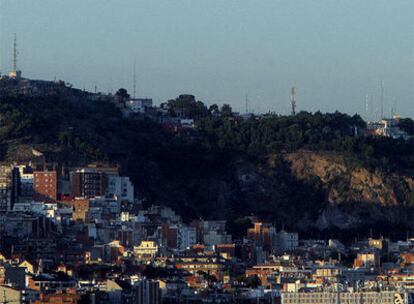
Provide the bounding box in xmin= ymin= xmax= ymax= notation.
xmin=1 ymin=78 xmax=413 ymax=239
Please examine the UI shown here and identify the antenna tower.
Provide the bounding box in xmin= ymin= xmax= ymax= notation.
xmin=370 ymin=95 xmax=375 ymax=119
xmin=380 ymin=80 xmax=384 ymax=119
xmin=12 ymin=33 xmax=17 ymax=72
xmin=245 ymin=94 xmax=249 ymax=114
xmin=133 ymin=60 xmax=137 ymax=99
xmin=290 ymin=87 xmax=296 ymax=115
xmin=392 ymin=97 xmax=397 ymax=117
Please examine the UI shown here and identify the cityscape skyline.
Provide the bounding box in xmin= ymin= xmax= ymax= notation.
xmin=0 ymin=0 xmax=413 ymax=118
xmin=0 ymin=2 xmax=413 ymax=302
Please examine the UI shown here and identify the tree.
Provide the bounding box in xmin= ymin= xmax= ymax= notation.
xmin=115 ymin=88 xmax=130 ymax=100
xmin=209 ymin=104 xmax=220 ymax=116
xmin=399 ymin=118 xmax=414 ymax=135
xmin=221 ymin=104 xmax=233 ymax=117
xmin=167 ymin=94 xmax=209 ymax=119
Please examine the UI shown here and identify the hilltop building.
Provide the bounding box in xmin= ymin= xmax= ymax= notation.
xmin=126 ymin=98 xmax=153 ymax=114
xmin=366 ymin=116 xmax=410 ymax=139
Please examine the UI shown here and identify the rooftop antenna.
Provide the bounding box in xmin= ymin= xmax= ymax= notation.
xmin=365 ymin=95 xmax=369 ymax=119
xmin=380 ymin=80 xmax=384 ymax=119
xmin=370 ymin=95 xmax=375 ymax=120
xmin=133 ymin=60 xmax=137 ymax=99
xmin=245 ymin=94 xmax=249 ymax=114
xmin=13 ymin=33 xmax=17 ymax=72
xmin=392 ymin=97 xmax=397 ymax=117
xmin=290 ymin=87 xmax=296 ymax=115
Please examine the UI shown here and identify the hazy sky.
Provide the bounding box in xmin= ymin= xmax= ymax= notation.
xmin=0 ymin=0 xmax=413 ymax=117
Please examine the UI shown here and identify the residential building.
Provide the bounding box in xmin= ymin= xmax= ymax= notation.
xmin=17 ymin=164 xmax=34 ymax=199
xmin=0 ymin=165 xmax=18 ymax=212
xmin=134 ymin=241 xmax=158 ymax=260
xmin=33 ymin=171 xmax=57 ymax=201
xmin=134 ymin=280 xmax=161 ymax=304
xmin=71 ymin=169 xmax=106 ymax=199
xmin=126 ymin=98 xmax=153 ymax=113
xmin=274 ymin=230 xmax=299 ymax=253
xmin=354 ymin=251 xmax=381 ymax=272
xmin=247 ymin=222 xmax=275 ymax=252
xmin=281 ymin=291 xmax=409 ymax=304
xmin=63 ymin=199 xmax=89 ymax=221
xmin=106 ymin=175 xmax=134 ymax=203
xmin=203 ymin=230 xmax=232 ymax=246
xmin=33 ymin=290 xmax=80 ymax=304
xmin=178 ymin=226 xmax=197 ymax=250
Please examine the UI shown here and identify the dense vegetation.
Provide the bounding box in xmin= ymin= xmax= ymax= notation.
xmin=166 ymin=95 xmax=413 ymax=171
xmin=400 ymin=118 xmax=414 ymax=136
xmin=0 ymin=81 xmax=413 ymax=238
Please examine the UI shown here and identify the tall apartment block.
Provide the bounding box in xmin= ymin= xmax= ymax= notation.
xmin=0 ymin=166 xmax=19 ymax=212
xmin=72 ymin=169 xmax=107 ymax=199
xmin=33 ymin=171 xmax=57 ymax=201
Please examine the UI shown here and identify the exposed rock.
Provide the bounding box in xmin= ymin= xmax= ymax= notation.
xmin=284 ymin=151 xmax=412 ymax=206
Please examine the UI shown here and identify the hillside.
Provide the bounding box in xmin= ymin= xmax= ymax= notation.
xmin=285 ymin=151 xmax=414 ymax=206
xmin=1 ymin=78 xmax=413 ymax=239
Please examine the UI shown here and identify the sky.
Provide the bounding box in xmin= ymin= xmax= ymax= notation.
xmin=0 ymin=0 xmax=413 ymax=118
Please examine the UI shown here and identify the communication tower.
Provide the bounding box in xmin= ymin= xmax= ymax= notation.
xmin=8 ymin=33 xmax=21 ymax=79
xmin=380 ymin=80 xmax=384 ymax=119
xmin=290 ymin=87 xmax=296 ymax=115
xmin=133 ymin=60 xmax=137 ymax=99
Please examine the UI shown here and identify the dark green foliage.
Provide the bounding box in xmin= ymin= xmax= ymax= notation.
xmin=0 ymin=93 xmax=108 ymax=160
xmin=0 ymin=85 xmax=169 ymax=164
xmin=198 ymin=111 xmax=413 ymax=171
xmin=115 ymin=88 xmax=130 ymax=99
xmin=220 ymin=104 xmax=233 ymax=117
xmin=199 ymin=111 xmax=366 ymax=155
xmin=166 ymin=94 xmax=209 ymax=119
xmin=0 ymin=81 xmax=412 ymax=237
xmin=399 ymin=118 xmax=414 ymax=135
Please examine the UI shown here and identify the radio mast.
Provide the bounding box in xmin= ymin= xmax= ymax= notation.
xmin=380 ymin=80 xmax=384 ymax=119
xmin=133 ymin=60 xmax=137 ymax=99
xmin=13 ymin=33 xmax=17 ymax=72
xmin=290 ymin=87 xmax=297 ymax=115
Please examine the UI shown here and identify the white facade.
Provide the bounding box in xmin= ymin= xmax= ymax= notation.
xmin=13 ymin=201 xmax=57 ymax=218
xmin=179 ymin=118 xmax=195 ymax=128
xmin=106 ymin=175 xmax=134 ymax=203
xmin=126 ymin=98 xmax=153 ymax=113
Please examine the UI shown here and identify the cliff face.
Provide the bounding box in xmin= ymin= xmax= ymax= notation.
xmin=283 ymin=151 xmax=413 ymax=206
xmin=260 ymin=151 xmax=414 ymax=233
